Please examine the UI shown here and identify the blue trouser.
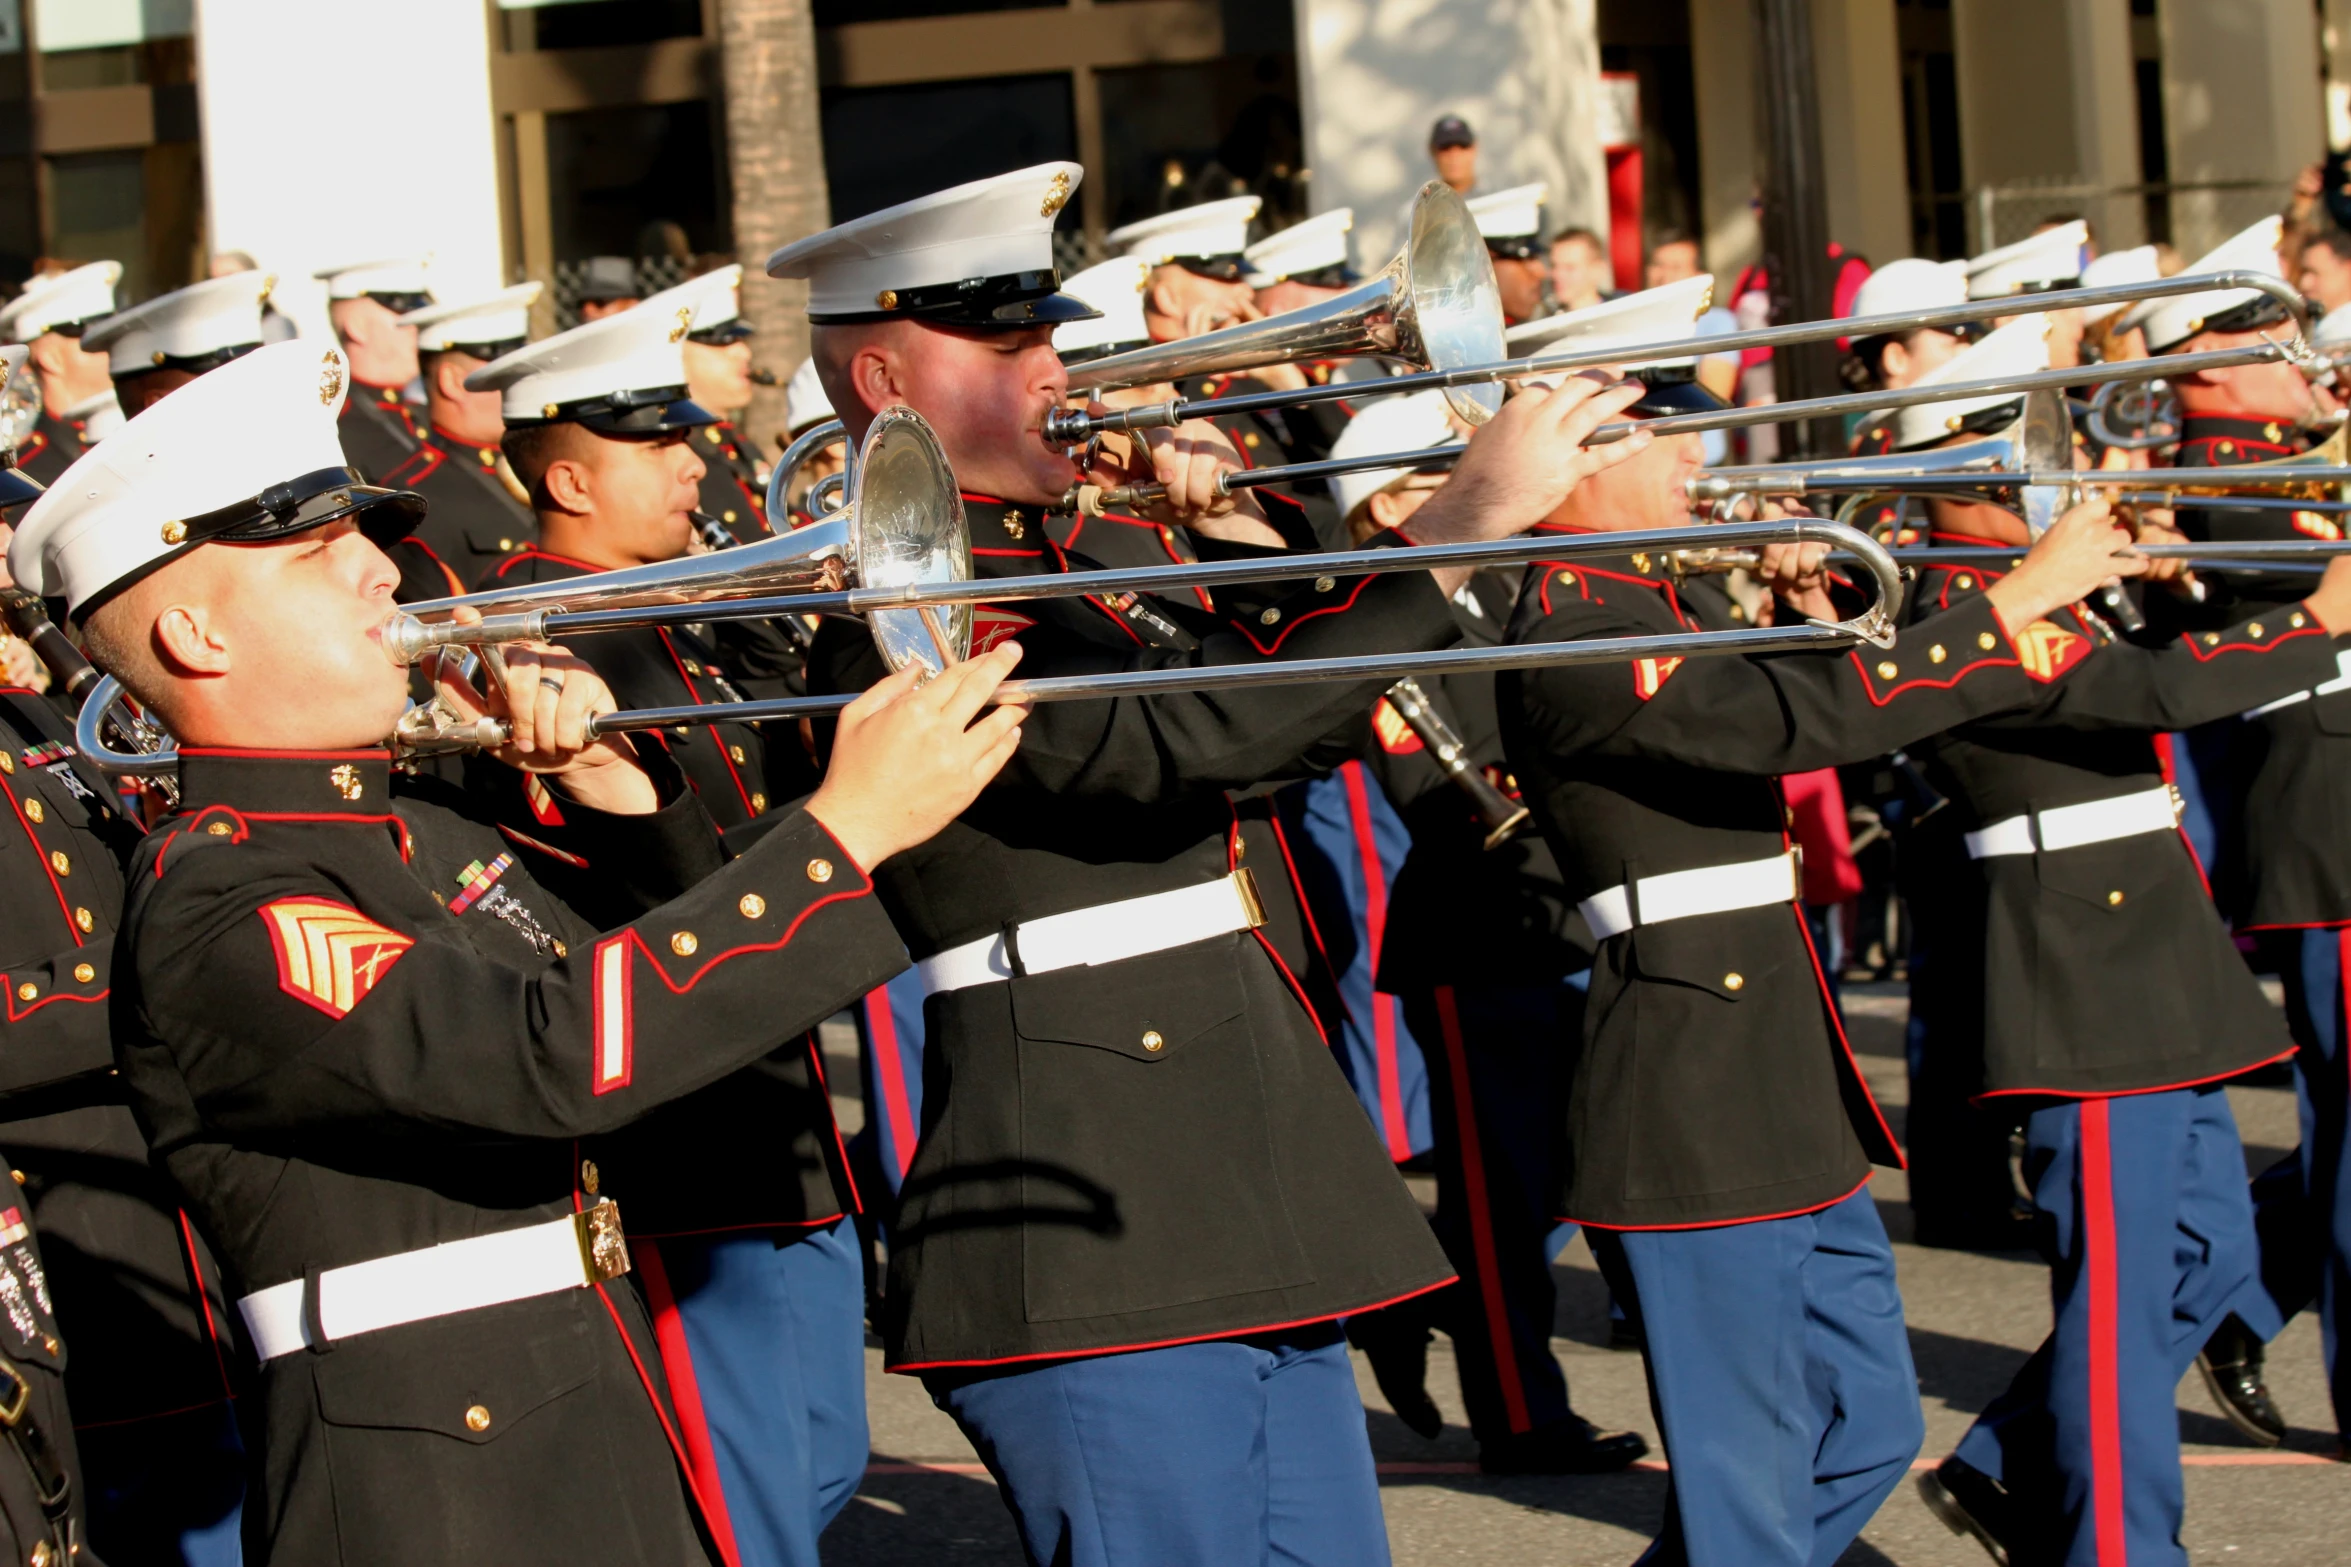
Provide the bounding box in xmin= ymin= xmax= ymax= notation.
xmin=1588 ymin=1187 xmax=1922 ymax=1567
xmin=2238 ymin=926 xmax=2351 ymax=1437
xmin=1403 ymin=979 xmax=1581 ymax=1441
xmin=855 ymin=969 xmax=930 ymax=1200
xmin=1955 ymin=1087 xmax=2258 ymax=1567
xmin=81 ymin=1400 xmax=244 ymax=1566
xmin=923 ymin=1324 xmax=1390 ymax=1567
xmin=642 ymin=1221 xmax=869 ymax=1567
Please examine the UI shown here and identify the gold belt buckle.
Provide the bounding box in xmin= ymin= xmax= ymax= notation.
xmin=0 ymin=1357 xmax=29 ymax=1428
xmin=573 ymin=1198 xmax=632 ymax=1283
xmin=1231 ymin=866 xmax=1267 ymax=931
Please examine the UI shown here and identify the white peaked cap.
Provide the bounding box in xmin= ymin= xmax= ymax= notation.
xmin=1108 ymin=196 xmax=1262 ymax=265
xmin=1053 ymin=257 xmax=1152 ymax=359
xmin=466 ymin=296 xmax=699 ymax=425
xmin=1469 ymin=184 xmax=1548 ymax=242
xmin=1330 ymin=390 xmax=1457 ymax=524
xmin=1505 ymin=275 xmax=1713 ymax=367
xmin=8 ymin=340 xmax=426 ymax=617
xmin=2119 ymin=217 xmax=2288 ymax=352
xmin=769 ymin=162 xmax=1094 ymax=325
xmin=0 ymin=262 xmax=122 ymax=343
xmin=401 ymin=282 xmax=542 ymax=354
xmin=1967 ymin=221 xmax=2087 ymax=298
xmin=2078 ymin=245 xmax=2161 ymax=324
xmin=1245 ymin=209 xmax=1355 ymax=285
xmin=783 ymin=358 xmax=834 ymax=436
xmin=639 ymin=264 xmax=744 ymax=333
xmin=1850 ymin=258 xmax=1968 ymax=325
xmin=313 ymin=256 xmax=432 ymax=300
xmin=83 ymin=272 xmax=274 ymax=378
xmin=1892 ymin=314 xmax=2050 ymax=451
xmin=2314 ymin=301 xmax=2351 ymax=352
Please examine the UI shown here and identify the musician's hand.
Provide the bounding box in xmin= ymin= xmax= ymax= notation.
xmin=2300 ymin=554 xmax=2351 ymax=633
xmin=807 ymin=642 xmax=1027 ymax=871
xmin=2127 ymin=511 xmax=2194 ymax=588
xmin=1984 ymin=496 xmax=2147 ymax=629
xmin=1096 ymin=419 xmax=1281 ymax=544
xmin=1753 ymin=538 xmax=1838 ymax=624
xmin=1182 ymin=298 xmax=1261 ymax=339
xmin=1403 ymin=374 xmax=1651 ymax=595
xmin=0 ymin=635 xmax=40 ymax=692
xmin=427 ymin=610 xmax=657 ymax=814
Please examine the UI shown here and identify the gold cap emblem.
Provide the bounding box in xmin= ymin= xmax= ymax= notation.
xmin=160 ymin=520 xmax=187 ymax=544
xmin=1041 ymin=170 xmax=1073 ymax=218
xmin=329 ymin=763 xmax=364 ymax=801
xmin=668 ymin=306 xmax=693 ymax=344
xmin=319 ymin=352 xmax=344 ymax=406
xmin=875 ymin=289 xmax=899 ymax=311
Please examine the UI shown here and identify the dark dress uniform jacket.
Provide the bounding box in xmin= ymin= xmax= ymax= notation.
xmin=1497 ymin=533 xmax=2054 ymax=1229
xmin=380 ymin=426 xmax=535 ymax=600
xmin=691 ymin=420 xmax=770 ymax=540
xmin=1895 ymin=554 xmax=2332 ymax=1098
xmin=16 ymin=408 xmax=100 ymax=489
xmin=2171 ymin=414 xmax=2351 ymax=928
xmin=335 ymin=380 xmax=420 ymax=486
xmin=809 ymin=495 xmax=1456 ymax=1371
xmin=114 ymin=750 xmax=905 ymax=1566
xmin=0 ymin=691 xmax=240 ymax=1449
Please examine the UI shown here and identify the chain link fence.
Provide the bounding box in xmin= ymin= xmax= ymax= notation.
xmin=547 ymin=254 xmax=700 ymax=330
xmin=1971 ymin=178 xmax=2295 ymax=258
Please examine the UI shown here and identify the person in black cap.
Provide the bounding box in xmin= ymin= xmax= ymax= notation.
xmin=1429 ymin=115 xmax=1478 ymax=196
xmin=575 ymin=256 xmax=644 ymax=322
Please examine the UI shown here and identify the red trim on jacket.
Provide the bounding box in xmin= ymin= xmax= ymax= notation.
xmin=1971 ymin=1046 xmax=2297 ymax=1104
xmin=1565 ymin=1172 xmax=1876 ymax=1232
xmin=633 ymin=1245 xmax=744 ymax=1567
xmin=1226 ymin=572 xmax=1381 ymax=654
xmin=0 ymin=771 xmax=80 ymax=940
xmin=651 ymin=627 xmax=759 ymax=820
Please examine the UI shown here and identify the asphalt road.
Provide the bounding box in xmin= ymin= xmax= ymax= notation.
xmin=816 ymin=985 xmax=2346 ymax=1564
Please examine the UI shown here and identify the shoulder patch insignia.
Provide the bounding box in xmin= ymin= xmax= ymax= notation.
xmin=524 ymin=773 xmax=566 ymax=828
xmin=1633 ymin=655 xmax=1684 ymax=700
xmin=1371 ymin=698 xmax=1424 ymax=754
xmin=970 ymin=606 xmax=1035 ymax=656
xmin=2292 ymin=509 xmax=2343 ymax=541
xmin=2014 ymin=618 xmax=2088 ymax=683
xmin=260 ymin=897 xmax=414 ymax=1019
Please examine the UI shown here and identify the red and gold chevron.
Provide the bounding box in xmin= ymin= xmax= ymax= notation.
xmin=970 ymin=607 xmax=1036 ymax=655
xmin=260 ymin=897 xmax=415 ymax=1019
xmin=2014 ymin=618 xmax=2088 ymax=684
xmin=1634 ymin=655 xmax=1685 ymax=700
xmin=2292 ymin=509 xmax=2343 ymax=541
xmin=1371 ymin=698 xmax=1424 ymax=754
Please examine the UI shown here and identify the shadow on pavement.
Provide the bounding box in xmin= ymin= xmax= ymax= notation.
xmin=824 ymin=1459 xmax=1023 ymax=1566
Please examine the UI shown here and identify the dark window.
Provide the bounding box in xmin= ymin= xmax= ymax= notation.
xmin=813 ymin=0 xmax=1056 ymax=24
xmin=2135 ymin=57 xmax=2170 ymax=244
xmin=503 ymin=0 xmax=704 ymax=51
xmin=1897 ymin=0 xmax=1964 ymax=258
xmin=1095 ymin=55 xmax=1304 ymax=238
xmin=545 ymin=99 xmax=727 ymax=261
xmin=820 ymin=73 xmax=1078 ymax=226
xmin=1597 ymin=0 xmax=1700 ymax=250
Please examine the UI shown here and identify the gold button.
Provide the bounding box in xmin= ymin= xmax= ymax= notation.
xmin=22 ymin=799 xmax=40 ymax=823
xmin=1723 ymin=972 xmax=1745 ymax=991
xmin=75 ymin=908 xmax=91 ymax=933
xmin=464 ymin=1404 xmax=492 ymax=1432
xmin=1876 ymin=661 xmax=1898 ymax=680
xmin=1957 ymin=574 xmax=1973 ymax=589
xmin=1729 ymin=604 xmax=1746 ymax=621
xmin=1978 ymin=632 xmax=1996 ymax=650
xmin=498 ymin=537 xmax=513 ymax=551
xmin=2204 ymin=633 xmax=2221 ymax=646
xmin=206 ymin=821 xmax=231 ymax=836
xmin=751 ymin=792 xmax=767 ymax=812
xmin=1555 ymin=570 xmax=1574 ymax=586
xmin=160 ymin=520 xmax=186 ymax=544
xmin=1259 ymin=608 xmax=1281 ymax=625
xmin=729 ymin=744 xmax=746 ymax=764
xmin=47 ymin=852 xmax=64 ymax=875
xmin=8 ymin=1171 xmax=21 ymax=1187
xmin=1242 ymin=432 xmax=1260 ymax=449
xmin=723 ymin=510 xmax=738 ymax=524
xmin=1928 ymin=645 xmax=1947 ymax=664
xmin=1314 ymin=576 xmax=1336 ymax=592
xmin=684 ymin=661 xmax=701 ymax=676
xmin=551 ymin=940 xmax=567 ymax=959
xmin=806 ymin=858 xmax=834 ymax=883
xmin=32 ymin=1538 xmax=50 ymax=1566
xmin=1141 ymin=1030 xmax=1165 ymax=1052
xmin=2248 ymin=622 xmax=2265 ymax=638
xmin=875 ymin=289 xmax=899 ymax=310
xmin=2292 ymin=612 xmax=2308 ymax=628
xmin=14 ymin=984 xmax=32 ymax=1002
xmin=0 ymin=754 xmax=11 ymax=774
xmin=670 ymin=931 xmax=698 ymax=956
xmin=2106 ymin=890 xmax=2124 ymax=906
xmin=1632 ymin=552 xmax=1652 ymax=573
xmin=739 ymin=894 xmax=766 ymax=918
xmin=581 ymin=1159 xmax=599 ymax=1195
xmin=71 ymin=964 xmax=92 ymax=984
xmin=2219 ymin=441 xmax=2235 ymax=455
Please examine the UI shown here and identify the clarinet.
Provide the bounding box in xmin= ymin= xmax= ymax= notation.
xmin=1382 ymin=676 xmax=1529 ymax=850
xmin=0 ymin=590 xmax=100 ymax=703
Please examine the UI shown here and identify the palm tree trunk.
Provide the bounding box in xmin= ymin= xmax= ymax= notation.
xmin=715 ymin=0 xmax=831 ymax=456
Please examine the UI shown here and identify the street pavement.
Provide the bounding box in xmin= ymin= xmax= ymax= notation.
xmin=816 ymin=984 xmax=2347 ymax=1564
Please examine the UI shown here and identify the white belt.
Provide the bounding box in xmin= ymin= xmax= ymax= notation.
xmin=1962 ymin=784 xmax=2179 ymax=859
xmin=912 ymin=869 xmax=1268 ymax=998
xmin=2246 ymin=649 xmax=2351 ymax=719
xmin=238 ymin=1203 xmax=630 ymax=1361
xmin=1576 ymin=851 xmax=1800 ymax=941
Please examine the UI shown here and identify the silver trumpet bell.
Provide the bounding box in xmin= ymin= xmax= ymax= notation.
xmin=1061 ymin=181 xmax=1508 ymax=427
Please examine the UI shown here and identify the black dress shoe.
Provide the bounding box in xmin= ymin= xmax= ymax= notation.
xmin=1478 ymin=1415 xmax=1648 ymax=1475
xmin=1354 ymin=1319 xmax=1443 ymax=1439
xmin=2197 ymin=1313 xmax=2286 ymax=1447
xmin=1917 ymin=1455 xmax=2015 ymax=1566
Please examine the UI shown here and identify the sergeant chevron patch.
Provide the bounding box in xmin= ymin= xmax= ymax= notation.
xmin=1633 ymin=656 xmax=1684 ymax=700
xmin=2013 ymin=618 xmax=2088 ymax=683
xmin=970 ymin=606 xmax=1035 ymax=655
xmin=2292 ymin=509 xmax=2342 ymax=541
xmin=260 ymin=897 xmax=415 ymax=1019
xmin=1371 ymin=698 xmax=1424 ymax=754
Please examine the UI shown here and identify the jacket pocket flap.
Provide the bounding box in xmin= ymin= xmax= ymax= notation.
xmin=1008 ymin=938 xmax=1247 ymax=1062
xmin=1628 ymin=911 xmax=1788 ymax=1001
xmin=312 ymin=1294 xmax=596 ymax=1443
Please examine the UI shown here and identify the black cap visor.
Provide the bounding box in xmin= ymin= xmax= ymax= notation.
xmin=1485 ymin=235 xmax=1543 ymax=262
xmin=0 ymin=467 xmax=42 ymax=512
xmin=365 ymin=292 xmax=435 ymax=315
xmin=2153 ymin=293 xmax=2295 ymax=354
xmin=111 ymin=341 xmax=263 ymax=385
xmin=428 ymin=337 xmax=527 ymax=364
xmin=1270 ymin=262 xmax=1358 ymax=290
xmin=812 ymin=268 xmax=1102 ymax=331
xmin=510 ymin=386 xmax=721 ymax=434
xmin=687 ymin=320 xmax=755 ymax=345
xmin=1628 ymin=371 xmax=1729 ymax=419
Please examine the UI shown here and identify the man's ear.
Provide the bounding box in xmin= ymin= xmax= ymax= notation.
xmin=541 ymin=451 xmax=596 ymax=516
xmin=849 ymin=343 xmax=902 ymax=419
xmin=1145 ymin=277 xmax=1184 ymax=325
xmin=1365 ymin=488 xmax=1409 ymax=532
xmin=433 ymin=355 xmax=472 ymax=403
xmin=153 ymin=603 xmax=229 ymax=677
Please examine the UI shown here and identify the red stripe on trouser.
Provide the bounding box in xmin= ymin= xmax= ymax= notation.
xmin=1434 ymin=986 xmax=1532 ymax=1434
xmin=1339 ymin=763 xmax=1412 ymax=1159
xmin=637 ymin=1244 xmax=744 ymax=1567
xmin=2080 ymin=1098 xmax=2128 ymax=1567
xmin=864 ymin=989 xmax=920 ymax=1181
